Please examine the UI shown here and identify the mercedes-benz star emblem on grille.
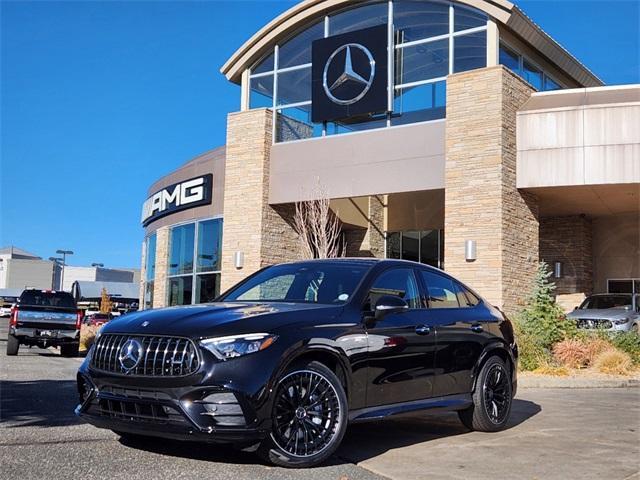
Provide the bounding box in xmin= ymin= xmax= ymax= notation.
xmin=323 ymin=43 xmax=375 ymax=105
xmin=118 ymin=339 xmax=143 ymax=373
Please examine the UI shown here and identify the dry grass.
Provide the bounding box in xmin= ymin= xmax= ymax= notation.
xmin=583 ymin=338 xmax=612 ymax=364
xmin=79 ymin=325 xmax=100 ymax=351
xmin=532 ymin=363 xmax=570 ymax=376
xmin=592 ymin=349 xmax=634 ymax=376
xmin=552 ymin=339 xmax=591 ymax=369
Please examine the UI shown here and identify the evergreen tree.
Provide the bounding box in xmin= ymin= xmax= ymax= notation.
xmin=519 ymin=262 xmax=576 ymax=349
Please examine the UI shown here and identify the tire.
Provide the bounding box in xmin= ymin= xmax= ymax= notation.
xmin=60 ymin=343 xmax=79 ymax=357
xmin=458 ymin=355 xmax=512 ymax=432
xmin=258 ymin=360 xmax=348 ymax=468
xmin=6 ymin=334 xmax=19 ymax=356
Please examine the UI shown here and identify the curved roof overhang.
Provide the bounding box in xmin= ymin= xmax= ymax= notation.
xmin=221 ymin=0 xmax=603 ymax=88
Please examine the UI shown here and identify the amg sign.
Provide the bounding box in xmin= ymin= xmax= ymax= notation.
xmin=141 ymin=174 xmax=212 ymax=226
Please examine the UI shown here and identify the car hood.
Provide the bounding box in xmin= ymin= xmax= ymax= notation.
xmin=99 ymin=302 xmax=342 ymax=338
xmin=567 ymin=308 xmax=633 ymax=320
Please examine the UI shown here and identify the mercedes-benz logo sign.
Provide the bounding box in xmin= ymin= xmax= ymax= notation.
xmin=323 ymin=43 xmax=375 ymax=105
xmin=118 ymin=339 xmax=143 ymax=373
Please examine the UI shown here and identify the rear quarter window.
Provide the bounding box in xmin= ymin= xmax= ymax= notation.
xmin=19 ymin=291 xmax=76 ymax=309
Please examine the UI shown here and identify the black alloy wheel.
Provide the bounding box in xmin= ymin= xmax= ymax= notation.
xmin=458 ymin=355 xmax=512 ymax=432
xmin=483 ymin=363 xmax=510 ymax=424
xmin=260 ymin=361 xmax=347 ymax=468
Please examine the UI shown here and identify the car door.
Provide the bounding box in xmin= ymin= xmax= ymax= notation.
xmin=418 ymin=269 xmax=492 ymax=397
xmin=364 ymin=267 xmax=436 ymax=406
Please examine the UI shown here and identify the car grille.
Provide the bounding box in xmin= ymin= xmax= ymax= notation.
xmin=576 ymin=318 xmax=613 ymax=329
xmin=91 ymin=334 xmax=200 ymax=377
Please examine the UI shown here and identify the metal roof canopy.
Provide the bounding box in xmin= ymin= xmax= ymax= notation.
xmin=72 ymin=281 xmax=139 ymax=301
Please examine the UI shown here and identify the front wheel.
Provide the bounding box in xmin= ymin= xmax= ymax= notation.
xmin=458 ymin=355 xmax=512 ymax=432
xmin=6 ymin=334 xmax=19 ymax=356
xmin=258 ymin=361 xmax=348 ymax=468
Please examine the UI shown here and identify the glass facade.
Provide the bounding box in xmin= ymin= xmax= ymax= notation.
xmin=248 ymin=0 xmax=489 ymax=143
xmin=143 ymin=233 xmax=156 ymax=309
xmin=499 ymin=43 xmax=563 ymax=91
xmin=386 ymin=230 xmax=444 ymax=269
xmin=167 ymin=218 xmax=223 ymax=306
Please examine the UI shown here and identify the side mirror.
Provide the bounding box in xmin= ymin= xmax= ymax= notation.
xmin=374 ymin=295 xmax=409 ymax=321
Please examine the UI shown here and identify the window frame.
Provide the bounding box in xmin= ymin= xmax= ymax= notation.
xmin=247 ymin=0 xmax=490 ymax=143
xmin=499 ymin=40 xmax=565 ymax=91
xmin=166 ymin=216 xmax=223 ymax=306
xmin=363 ymin=265 xmax=425 ymax=311
xmin=417 ymin=268 xmax=477 ymax=310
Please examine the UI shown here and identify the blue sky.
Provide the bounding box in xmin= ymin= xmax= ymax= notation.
xmin=1 ymin=0 xmax=638 ymax=268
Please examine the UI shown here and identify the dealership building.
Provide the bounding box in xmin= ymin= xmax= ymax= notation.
xmin=139 ymin=0 xmax=639 ymax=314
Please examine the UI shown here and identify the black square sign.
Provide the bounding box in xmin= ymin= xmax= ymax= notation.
xmin=311 ymin=24 xmax=388 ymax=123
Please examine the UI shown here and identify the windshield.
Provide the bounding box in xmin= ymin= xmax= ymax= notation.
xmin=19 ymin=290 xmax=76 ymax=309
xmin=580 ymin=295 xmax=631 ymax=310
xmin=220 ymin=263 xmax=370 ymax=305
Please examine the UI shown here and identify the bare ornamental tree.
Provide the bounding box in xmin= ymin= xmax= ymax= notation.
xmin=293 ymin=191 xmax=345 ymax=260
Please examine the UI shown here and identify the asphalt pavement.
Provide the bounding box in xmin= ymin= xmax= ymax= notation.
xmin=1 ymin=321 xmax=639 ymax=480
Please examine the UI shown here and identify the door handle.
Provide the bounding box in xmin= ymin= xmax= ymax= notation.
xmin=415 ymin=325 xmax=431 ymax=335
xmin=470 ymin=324 xmax=484 ymax=333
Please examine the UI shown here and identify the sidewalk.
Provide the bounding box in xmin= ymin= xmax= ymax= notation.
xmin=519 ymin=371 xmax=640 ymax=389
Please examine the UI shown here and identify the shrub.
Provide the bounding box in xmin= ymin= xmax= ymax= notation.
xmin=552 ymin=339 xmax=590 ymax=369
xmin=517 ymin=262 xmax=578 ymax=350
xmin=583 ymin=337 xmax=613 ymax=364
xmin=609 ymin=332 xmax=640 ymax=365
xmin=592 ymin=349 xmax=634 ymax=376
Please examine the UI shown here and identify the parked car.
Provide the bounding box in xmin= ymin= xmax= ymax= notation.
xmin=0 ymin=296 xmax=18 ymax=317
xmin=7 ymin=289 xmax=82 ymax=356
xmin=76 ymin=259 xmax=518 ymax=468
xmin=567 ymin=293 xmax=640 ymax=333
xmin=84 ymin=313 xmax=113 ymax=327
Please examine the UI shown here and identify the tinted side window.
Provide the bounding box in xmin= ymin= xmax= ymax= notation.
xmin=454 ymin=282 xmax=480 ymax=307
xmin=368 ymin=268 xmax=421 ymax=309
xmin=420 ymin=271 xmax=459 ymax=308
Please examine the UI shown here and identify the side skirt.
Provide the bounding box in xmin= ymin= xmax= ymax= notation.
xmin=348 ymin=393 xmax=472 ymax=423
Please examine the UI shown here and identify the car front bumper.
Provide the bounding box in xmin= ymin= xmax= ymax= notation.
xmin=75 ymin=347 xmax=278 ymax=446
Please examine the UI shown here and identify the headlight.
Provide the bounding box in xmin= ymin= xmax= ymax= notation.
xmin=200 ymin=333 xmax=277 ymax=360
xmin=613 ymin=318 xmax=630 ymax=325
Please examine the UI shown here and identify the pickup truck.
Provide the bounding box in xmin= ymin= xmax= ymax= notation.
xmin=7 ymin=289 xmax=82 ymax=357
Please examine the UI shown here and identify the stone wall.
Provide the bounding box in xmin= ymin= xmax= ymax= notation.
xmin=540 ymin=215 xmax=593 ymax=295
xmin=152 ymin=226 xmax=169 ymax=309
xmin=445 ymin=66 xmax=537 ymax=316
xmin=221 ymin=108 xmax=299 ymax=290
xmin=344 ymin=195 xmax=386 ymax=258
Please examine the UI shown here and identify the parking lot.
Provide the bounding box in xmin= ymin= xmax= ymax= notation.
xmin=1 ymin=323 xmax=639 ymax=480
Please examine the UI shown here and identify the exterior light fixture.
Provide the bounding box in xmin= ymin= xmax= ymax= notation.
xmin=554 ymin=261 xmax=563 ymax=279
xmin=465 ymin=240 xmax=477 ymax=262
xmin=234 ymin=251 xmax=245 ymax=269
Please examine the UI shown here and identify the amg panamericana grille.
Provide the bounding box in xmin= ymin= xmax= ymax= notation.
xmin=91 ymin=334 xmax=200 ymax=377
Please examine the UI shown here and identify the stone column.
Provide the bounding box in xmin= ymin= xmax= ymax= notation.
xmin=344 ymin=195 xmax=386 ymax=258
xmin=138 ymin=239 xmax=146 ymax=309
xmin=221 ymin=108 xmax=299 ymax=291
xmin=445 ymin=66 xmax=538 ymax=316
xmin=152 ymin=226 xmax=170 ymax=309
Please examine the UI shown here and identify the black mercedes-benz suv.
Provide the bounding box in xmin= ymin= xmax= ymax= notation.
xmin=76 ymin=259 xmax=518 ymax=467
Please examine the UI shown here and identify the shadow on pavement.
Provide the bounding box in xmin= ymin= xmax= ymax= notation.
xmin=337 ymin=398 xmax=541 ymax=464
xmin=1 ymin=379 xmax=81 ymax=428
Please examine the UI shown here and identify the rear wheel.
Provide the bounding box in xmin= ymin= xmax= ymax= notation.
xmin=60 ymin=343 xmax=79 ymax=357
xmin=6 ymin=334 xmax=19 ymax=356
xmin=458 ymin=356 xmax=512 ymax=432
xmin=258 ymin=360 xmax=348 ymax=468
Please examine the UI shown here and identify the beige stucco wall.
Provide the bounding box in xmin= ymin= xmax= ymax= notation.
xmin=269 ymin=120 xmax=446 ymax=204
xmin=517 ymin=85 xmax=640 ymax=189
xmin=592 ymin=213 xmax=640 ymax=293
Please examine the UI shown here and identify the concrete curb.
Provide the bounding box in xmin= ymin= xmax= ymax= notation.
xmin=519 ymin=373 xmax=640 ymax=389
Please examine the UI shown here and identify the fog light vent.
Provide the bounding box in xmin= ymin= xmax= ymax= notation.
xmin=198 ymin=392 xmax=246 ymax=426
